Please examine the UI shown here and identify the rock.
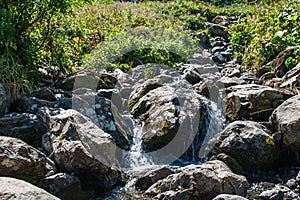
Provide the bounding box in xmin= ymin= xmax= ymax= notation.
xmin=37 ymin=108 xmax=120 ymax=195
xmin=0 ymin=83 xmax=10 ymax=116
xmin=221 ymin=67 xmax=241 ymax=78
xmin=212 ymin=194 xmax=248 ymax=200
xmin=224 ymin=84 xmax=290 ymax=121
xmin=285 ymin=179 xmax=297 ymax=189
xmin=296 ymin=171 xmax=300 ymax=183
xmin=205 ymin=22 xmax=230 ymax=40
xmin=280 ymin=61 xmax=300 ymax=95
xmin=212 ymin=15 xmax=231 ymax=26
xmin=0 ymin=177 xmax=59 ymax=200
xmin=128 ymin=78 xmax=163 ymax=111
xmin=239 ymin=73 xmax=259 ymax=84
xmin=259 ymin=185 xmax=292 ymax=200
xmin=52 ymin=140 xmax=119 ymax=195
xmin=212 ymin=53 xmax=227 ymax=64
xmin=44 ymin=173 xmax=94 ymax=200
xmin=217 ymin=77 xmax=240 ymax=88
xmin=0 ymin=113 xmax=41 ymax=148
xmin=259 ymin=189 xmax=284 ymax=200
xmin=38 ymin=108 xmax=118 ymax=164
xmin=29 ymin=88 xmax=57 ymax=101
xmin=210 ymin=121 xmax=280 ymax=171
xmin=265 ymin=46 xmax=298 ymax=78
xmin=0 ymin=136 xmax=56 ymax=187
xmin=145 ymin=160 xmax=249 ymax=200
xmin=209 ymin=153 xmax=243 ymax=174
xmin=269 ymin=95 xmax=300 ymax=163
xmin=11 ymin=96 xmax=57 ymax=114
xmin=55 ymin=72 xmax=117 ymax=91
xmin=38 ymin=101 xmax=131 ymax=150
xmin=195 ymin=32 xmax=210 ymax=47
xmin=135 ymin=166 xmax=174 ymax=191
xmin=132 ymin=86 xmax=180 ymax=151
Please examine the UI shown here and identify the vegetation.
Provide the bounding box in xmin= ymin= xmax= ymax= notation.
xmin=0 ymin=0 xmax=299 ymax=98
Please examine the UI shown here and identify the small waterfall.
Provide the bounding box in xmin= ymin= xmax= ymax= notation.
xmin=123 ymin=121 xmax=154 ymax=171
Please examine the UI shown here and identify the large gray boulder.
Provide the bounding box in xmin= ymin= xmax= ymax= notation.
xmin=52 ymin=140 xmax=119 ymax=195
xmin=145 ymin=160 xmax=249 ymax=200
xmin=210 ymin=121 xmax=280 ymax=171
xmin=270 ymin=95 xmax=300 ymax=163
xmin=0 ymin=136 xmax=56 ymax=187
xmin=0 ymin=113 xmax=40 ymax=148
xmin=38 ymin=108 xmax=120 ymax=194
xmin=0 ymin=177 xmax=59 ymax=200
xmin=224 ymin=84 xmax=290 ymax=121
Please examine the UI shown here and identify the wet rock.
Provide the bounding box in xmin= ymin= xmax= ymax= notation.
xmin=0 ymin=136 xmax=56 ymax=187
xmin=11 ymin=96 xmax=56 ymax=114
xmin=210 ymin=121 xmax=280 ymax=171
xmin=205 ymin=22 xmax=230 ymax=40
xmin=44 ymin=173 xmax=94 ymax=200
xmin=135 ymin=166 xmax=174 ymax=191
xmin=0 ymin=177 xmax=59 ymax=200
xmin=0 ymin=113 xmax=40 ymax=148
xmin=29 ymin=88 xmax=57 ymax=101
xmin=224 ymin=84 xmax=290 ymax=121
xmin=270 ymin=95 xmax=300 ymax=163
xmin=145 ymin=160 xmax=249 ymax=200
xmin=212 ymin=46 xmax=226 ymax=54
xmin=0 ymin=83 xmax=10 ymax=116
xmin=212 ymin=194 xmax=248 ymax=200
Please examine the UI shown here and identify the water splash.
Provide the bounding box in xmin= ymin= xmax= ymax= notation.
xmin=123 ymin=121 xmax=154 ymax=170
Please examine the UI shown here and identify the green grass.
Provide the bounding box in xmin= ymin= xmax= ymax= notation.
xmin=1 ymin=0 xmax=299 ymax=99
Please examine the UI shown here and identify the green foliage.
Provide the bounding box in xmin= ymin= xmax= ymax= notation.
xmin=229 ymin=1 xmax=300 ymax=69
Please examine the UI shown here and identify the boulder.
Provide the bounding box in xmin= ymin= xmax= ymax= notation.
xmin=210 ymin=121 xmax=280 ymax=171
xmin=224 ymin=84 xmax=290 ymax=121
xmin=37 ymin=108 xmax=120 ymax=194
xmin=29 ymin=88 xmax=57 ymax=101
xmin=212 ymin=194 xmax=248 ymax=200
xmin=270 ymin=95 xmax=300 ymax=163
xmin=55 ymin=72 xmax=117 ymax=91
xmin=145 ymin=160 xmax=249 ymax=200
xmin=38 ymin=105 xmax=130 ymax=151
xmin=0 ymin=177 xmax=59 ymax=200
xmin=0 ymin=83 xmax=10 ymax=116
xmin=205 ymin=22 xmax=229 ymax=40
xmin=0 ymin=136 xmax=56 ymax=187
xmin=135 ymin=166 xmax=174 ymax=191
xmin=259 ymin=185 xmax=294 ymax=200
xmin=43 ymin=173 xmax=92 ymax=200
xmin=52 ymin=140 xmax=119 ymax=195
xmin=0 ymin=113 xmax=40 ymax=148
xmin=131 ymin=86 xmax=180 ymax=152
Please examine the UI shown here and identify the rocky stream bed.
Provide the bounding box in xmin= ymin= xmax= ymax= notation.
xmin=0 ymin=16 xmax=299 ymax=200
